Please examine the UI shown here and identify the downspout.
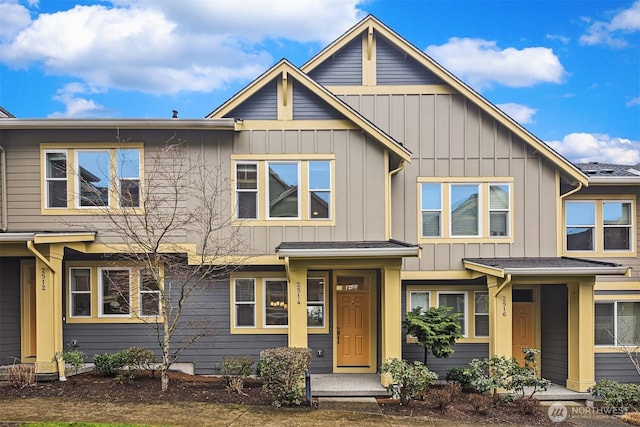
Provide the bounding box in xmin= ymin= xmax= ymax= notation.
xmin=386 ymin=160 xmax=405 ymax=240
xmin=26 ymin=241 xmax=66 ymax=380
xmin=495 ymin=274 xmax=512 ymax=296
xmin=560 ymin=182 xmax=583 ymax=200
xmin=0 ymin=144 xmax=7 ymax=231
xmin=389 ymin=159 xmax=405 ymax=177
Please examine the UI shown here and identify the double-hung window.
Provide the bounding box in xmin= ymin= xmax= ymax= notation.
xmin=474 ymin=291 xmax=489 ymax=337
xmin=69 ymin=268 xmax=91 ymax=317
xmin=45 ymin=151 xmax=68 ymax=208
xmin=234 ymin=278 xmax=256 ymax=327
xmin=419 ymin=180 xmax=512 ymax=240
xmin=236 ymin=163 xmax=258 ymax=219
xmin=307 ymin=277 xmax=325 ymax=327
xmin=309 ymin=161 xmax=331 ymax=219
xmin=99 ymin=268 xmax=131 ymax=317
xmin=437 ymin=291 xmax=467 ymax=336
xmin=595 ymin=301 xmax=640 ymax=346
xmin=139 ymin=269 xmax=161 ymax=317
xmin=565 ymin=199 xmax=634 ymax=253
xmin=117 ymin=149 xmax=141 ymax=208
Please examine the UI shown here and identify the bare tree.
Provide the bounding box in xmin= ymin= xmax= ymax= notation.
xmin=80 ymin=136 xmax=245 ymax=391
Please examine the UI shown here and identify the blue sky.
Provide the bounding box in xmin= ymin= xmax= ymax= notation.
xmin=0 ymin=0 xmax=638 ymax=164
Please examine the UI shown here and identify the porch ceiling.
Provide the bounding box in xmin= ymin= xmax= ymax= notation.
xmin=463 ymin=256 xmax=630 ymax=278
xmin=275 ymin=239 xmax=420 ymax=258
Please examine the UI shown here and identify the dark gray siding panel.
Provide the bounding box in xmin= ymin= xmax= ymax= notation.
xmin=0 ymin=258 xmax=21 ymax=364
xmin=376 ymin=36 xmax=444 ymax=85
xmin=595 ymin=353 xmax=640 ymax=382
xmin=541 ymin=285 xmax=568 ymax=385
xmin=293 ymin=81 xmax=344 ymax=120
xmin=226 ymin=79 xmax=277 ymax=120
xmin=308 ymin=38 xmax=362 ymax=86
xmin=309 ymin=334 xmax=333 ymax=373
xmin=403 ymin=342 xmax=489 ymax=378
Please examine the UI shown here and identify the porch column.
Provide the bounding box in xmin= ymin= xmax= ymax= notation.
xmin=566 ymin=279 xmax=595 ymax=392
xmin=32 ymin=243 xmax=64 ymax=374
xmin=487 ymin=275 xmax=512 ymax=358
xmin=381 ymin=262 xmax=402 ymax=362
xmin=287 ymin=261 xmax=308 ymax=348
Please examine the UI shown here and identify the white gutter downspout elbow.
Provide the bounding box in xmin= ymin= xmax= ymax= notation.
xmin=0 ymin=144 xmax=7 ymax=231
xmin=560 ymin=182 xmax=583 ymax=200
xmin=495 ymin=274 xmax=512 ymax=296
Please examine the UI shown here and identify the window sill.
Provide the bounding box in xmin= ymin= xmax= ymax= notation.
xmin=66 ymin=317 xmax=163 ymax=324
xmin=563 ymin=250 xmax=637 ymax=258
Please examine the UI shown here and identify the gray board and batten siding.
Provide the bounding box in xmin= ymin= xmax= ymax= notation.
xmin=0 ymin=258 xmax=21 ymax=365
xmin=540 ymin=285 xmax=568 ymax=386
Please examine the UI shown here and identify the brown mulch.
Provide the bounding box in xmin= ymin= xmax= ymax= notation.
xmin=0 ymin=372 xmax=573 ymax=425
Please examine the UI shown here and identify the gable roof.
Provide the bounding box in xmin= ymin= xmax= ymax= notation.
xmin=0 ymin=106 xmax=15 ymax=118
xmin=575 ymin=162 xmax=640 ymax=185
xmin=207 ymin=59 xmax=412 ymax=162
xmin=301 ymin=15 xmax=588 ymax=186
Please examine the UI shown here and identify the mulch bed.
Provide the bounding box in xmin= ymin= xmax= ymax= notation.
xmin=0 ymin=372 xmax=574 ymax=425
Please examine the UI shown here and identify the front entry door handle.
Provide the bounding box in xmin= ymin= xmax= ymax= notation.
xmin=337 ymin=326 xmax=341 ymax=344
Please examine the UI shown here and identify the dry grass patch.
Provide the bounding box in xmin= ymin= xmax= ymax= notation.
xmin=621 ymin=412 xmax=640 ymax=426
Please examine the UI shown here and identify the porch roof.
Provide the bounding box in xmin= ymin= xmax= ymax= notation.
xmin=463 ymin=257 xmax=630 ymax=278
xmin=275 ymin=239 xmax=420 ymax=258
xmin=0 ymin=231 xmax=96 ymax=244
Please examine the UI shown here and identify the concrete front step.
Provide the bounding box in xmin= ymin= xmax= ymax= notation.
xmin=310 ymin=373 xmax=390 ymax=397
xmin=316 ymin=397 xmax=382 ymax=414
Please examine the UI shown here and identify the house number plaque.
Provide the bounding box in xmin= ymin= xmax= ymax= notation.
xmin=41 ymin=267 xmax=46 ymax=291
xmin=296 ymin=282 xmax=301 ymax=304
xmin=502 ymin=296 xmax=507 ymax=317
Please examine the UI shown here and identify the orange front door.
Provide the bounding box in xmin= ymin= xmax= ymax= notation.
xmin=512 ymin=302 xmax=535 ymax=366
xmin=336 ymin=292 xmax=370 ymax=366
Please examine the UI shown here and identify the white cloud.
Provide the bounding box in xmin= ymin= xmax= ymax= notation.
xmin=580 ymin=1 xmax=640 ymax=48
xmin=425 ymin=38 xmax=566 ymax=90
xmin=48 ymin=82 xmax=108 ymax=118
xmin=0 ymin=1 xmax=364 ymax=96
xmin=546 ymin=34 xmax=570 ymax=45
xmin=547 ymin=132 xmax=640 ymax=164
xmin=0 ymin=1 xmax=32 ymax=40
xmin=496 ymin=103 xmax=536 ymax=124
xmin=627 ymin=97 xmax=640 ymax=107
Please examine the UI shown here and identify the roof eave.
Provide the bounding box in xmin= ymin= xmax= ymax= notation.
xmin=502 ymin=267 xmax=630 ymax=276
xmin=587 ymin=176 xmax=640 ymax=185
xmin=0 ymin=231 xmax=97 ymax=243
xmin=276 ymin=247 xmax=420 ymax=259
xmin=0 ymin=118 xmax=237 ymax=130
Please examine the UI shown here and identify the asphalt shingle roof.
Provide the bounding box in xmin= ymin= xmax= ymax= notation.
xmin=575 ymin=162 xmax=640 ymax=177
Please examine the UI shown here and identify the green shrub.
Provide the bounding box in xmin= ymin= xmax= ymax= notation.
xmin=589 ymin=379 xmax=640 ymax=412
xmin=259 ymin=347 xmax=311 ymax=407
xmin=124 ymin=347 xmax=156 ymax=377
xmin=221 ymin=355 xmax=254 ymax=394
xmin=380 ymin=358 xmax=438 ymax=406
xmin=53 ymin=349 xmax=86 ymax=376
xmin=94 ymin=351 xmax=128 ymax=377
xmin=446 ymin=367 xmax=473 ymax=387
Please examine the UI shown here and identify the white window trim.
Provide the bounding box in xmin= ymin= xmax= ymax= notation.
xmin=98 ymin=267 xmax=132 ymax=318
xmin=139 ymin=270 xmax=161 ymax=318
xmin=420 ymin=183 xmax=442 ymax=238
xmin=489 ymin=183 xmax=511 ymax=237
xmin=595 ymin=300 xmax=640 ymax=347
xmin=308 ymin=161 xmax=332 ymax=220
xmin=449 ymin=183 xmax=481 ymax=238
xmin=565 ymin=200 xmax=596 ymax=252
xmin=602 ymin=200 xmax=633 ymax=252
xmin=266 ymin=161 xmax=301 ymax=220
xmin=474 ymin=291 xmax=489 ymax=338
xmin=44 ymin=150 xmax=68 ymax=209
xmin=69 ymin=267 xmax=91 ymax=318
xmin=307 ymin=276 xmax=326 ymax=328
xmin=436 ymin=291 xmax=468 ymax=337
xmin=234 ymin=278 xmax=256 ymax=328
xmin=235 ymin=161 xmax=258 ymax=220
xmin=116 ymin=149 xmax=141 ymax=209
xmin=262 ymin=278 xmax=289 ymax=328
xmin=75 ymin=149 xmax=111 ymax=209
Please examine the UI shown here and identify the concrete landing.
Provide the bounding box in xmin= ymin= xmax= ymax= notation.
xmin=311 ymin=373 xmax=389 ymax=397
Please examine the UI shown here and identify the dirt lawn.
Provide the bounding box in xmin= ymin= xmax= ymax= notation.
xmin=0 ymin=371 xmax=582 ymax=426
